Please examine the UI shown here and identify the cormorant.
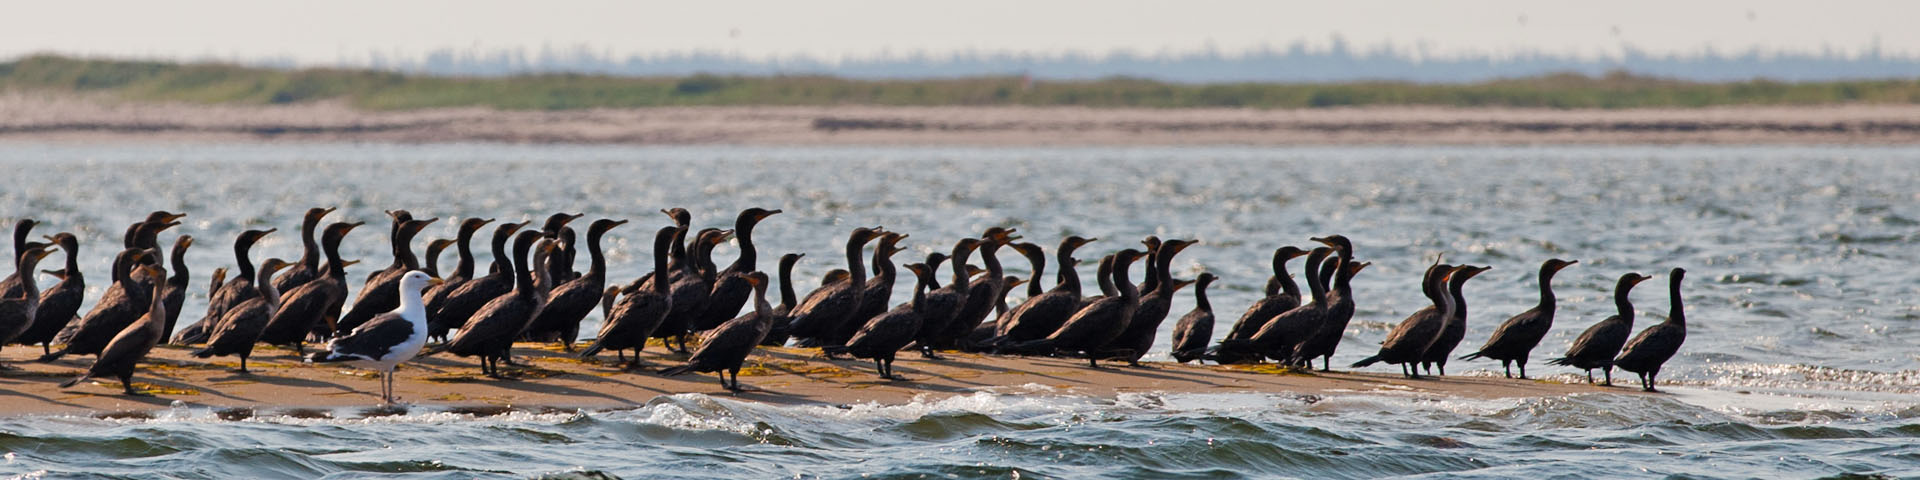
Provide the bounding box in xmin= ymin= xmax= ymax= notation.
xmin=785 ymin=227 xmax=883 ymax=347
xmin=1350 ymin=261 xmax=1458 ymax=379
xmin=273 ymin=207 xmax=337 ymax=293
xmin=0 ymin=243 xmax=54 ymax=362
xmin=42 ymin=225 xmax=167 ymax=362
xmin=758 ymin=253 xmax=806 ymax=347
xmin=0 ymin=219 xmax=39 ymax=298
xmin=524 ymin=218 xmax=628 ymax=349
xmin=258 ymin=222 xmax=362 ymax=354
xmin=1169 ymin=272 xmax=1218 ymax=363
xmin=59 ymin=263 xmax=168 ymax=396
xmin=1419 ymin=264 xmax=1491 ymax=376
xmin=1547 ymin=272 xmax=1652 ymax=386
xmin=423 ymin=218 xmax=497 ymax=341
xmin=912 ymin=240 xmax=980 ymax=358
xmin=693 ymin=208 xmax=782 ymax=332
xmin=159 ymin=235 xmax=194 ymax=336
xmin=1614 ymin=267 xmax=1688 ymax=392
xmin=824 ymin=263 xmax=934 ymax=380
xmin=176 ymin=228 xmax=276 ymax=345
xmin=1003 ymin=249 xmax=1144 ymax=368
xmin=340 ymin=212 xmax=438 ymax=333
xmin=422 ymin=239 xmax=455 ymax=278
xmin=1225 ymin=246 xmax=1308 ymax=342
xmin=994 ymin=236 xmax=1097 ymax=342
xmin=1103 ymin=238 xmax=1197 ymax=366
xmin=946 ymin=228 xmax=1020 ymax=350
xmin=1292 ymin=258 xmax=1370 ymax=371
xmin=653 ymin=228 xmax=730 ymax=353
xmin=662 ymin=272 xmax=775 ymax=391
xmin=836 ymin=231 xmax=908 ymax=347
xmin=579 ymin=226 xmax=679 ymax=368
xmin=14 ymin=233 xmax=82 ymax=355
xmin=428 ymin=220 xmax=530 ymax=341
xmin=191 ymin=258 xmax=292 ymax=372
xmin=438 ymin=230 xmax=546 ymax=376
xmin=1458 ymin=259 xmax=1577 ymax=379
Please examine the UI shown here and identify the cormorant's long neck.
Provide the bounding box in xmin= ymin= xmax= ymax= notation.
xmin=1024 ymin=249 xmax=1045 ymax=297
xmin=585 ymin=229 xmax=608 ymax=279
xmin=61 ymin=243 xmax=80 ymax=283
xmin=1139 ymin=249 xmax=1160 ymax=293
xmin=1304 ymin=255 xmax=1328 ymax=305
xmin=777 ymin=258 xmax=799 ymax=309
xmin=1275 ymin=253 xmax=1301 ymax=299
xmin=1056 ymin=246 xmax=1082 ymax=297
xmin=260 ymin=270 xmax=284 ymax=307
xmin=299 ymin=216 xmax=322 ymax=270
xmin=1115 ymin=257 xmax=1138 ymax=301
xmin=1096 ymin=257 xmax=1116 ymax=297
xmin=17 ymin=251 xmax=43 ymax=299
xmin=1152 ymin=245 xmax=1178 ymax=295
xmin=111 ymin=251 xmax=134 ymax=285
xmin=1614 ymin=281 xmax=1636 ymax=323
xmin=650 ymin=229 xmax=675 ymax=296
xmin=873 ymin=246 xmax=896 ymax=283
xmin=948 ymin=246 xmax=974 ymax=291
xmin=396 ymin=228 xmax=421 ymax=270
xmin=982 ymin=242 xmax=1005 ymax=287
xmin=324 ymin=237 xmax=347 ymax=278
xmin=510 ymin=238 xmax=534 ymax=295
xmin=1668 ymin=275 xmax=1685 ymax=326
xmin=146 ymin=271 xmax=168 ymax=326
xmin=234 ymin=237 xmax=257 ymax=281
xmin=695 ymin=237 xmax=720 ymax=282
xmin=1449 ymin=273 xmax=1471 ymax=320
xmin=489 ymin=229 xmax=513 ymax=274
xmin=169 ymin=242 xmax=190 ymax=286
xmin=531 ymin=241 xmax=554 ymax=293
xmin=11 ymin=222 xmax=29 ymax=265
xmin=1194 ymin=279 xmax=1212 ymax=312
xmin=454 ymin=225 xmax=479 ymax=279
xmin=730 ymin=218 xmax=758 ymax=274
xmin=1537 ymin=266 xmax=1558 ymax=310
xmin=846 ymin=236 xmax=868 ymax=293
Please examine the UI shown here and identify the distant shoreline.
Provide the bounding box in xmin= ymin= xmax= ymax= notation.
xmin=6 ymin=94 xmax=1920 ymax=145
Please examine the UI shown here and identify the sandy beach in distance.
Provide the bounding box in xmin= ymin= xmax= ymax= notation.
xmin=0 ymin=342 xmax=1637 ymax=417
xmin=5 ymin=93 xmax=1920 ymax=145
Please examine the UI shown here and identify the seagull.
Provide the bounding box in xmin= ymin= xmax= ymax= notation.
xmin=308 ymin=270 xmax=440 ymax=404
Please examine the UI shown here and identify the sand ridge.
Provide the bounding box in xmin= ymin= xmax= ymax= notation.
xmin=4 ymin=93 xmax=1920 ymax=145
xmin=0 ymin=342 xmax=1641 ymax=417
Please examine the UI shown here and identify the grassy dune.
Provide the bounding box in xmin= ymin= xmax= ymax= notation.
xmin=4 ymin=54 xmax=1920 ymax=111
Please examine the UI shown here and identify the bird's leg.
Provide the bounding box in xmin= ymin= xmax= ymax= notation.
xmin=1438 ymin=363 xmax=1446 ymax=376
xmin=122 ymin=374 xmax=151 ymax=397
xmin=1501 ymin=361 xmax=1512 ymax=379
xmin=237 ymin=356 xmax=251 ymax=374
xmin=1602 ymin=367 xmax=1613 ymax=387
xmin=1321 ymin=357 xmax=1331 ymax=372
xmin=1519 ymin=361 xmax=1528 ymax=380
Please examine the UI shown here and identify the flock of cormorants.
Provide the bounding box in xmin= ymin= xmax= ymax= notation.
xmin=0 ymin=207 xmax=1689 ymax=403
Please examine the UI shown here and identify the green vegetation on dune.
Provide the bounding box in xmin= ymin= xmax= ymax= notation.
xmin=4 ymin=54 xmax=1919 ymax=110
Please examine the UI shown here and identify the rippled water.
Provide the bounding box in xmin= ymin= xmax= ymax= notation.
xmin=0 ymin=143 xmax=1917 ymax=479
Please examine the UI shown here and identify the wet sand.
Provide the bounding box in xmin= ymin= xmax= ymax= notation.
xmin=0 ymin=342 xmax=1640 ymax=417
xmin=4 ymin=93 xmax=1920 ymax=145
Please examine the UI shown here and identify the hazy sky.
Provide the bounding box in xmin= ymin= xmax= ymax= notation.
xmin=7 ymin=1 xmax=1916 ymax=64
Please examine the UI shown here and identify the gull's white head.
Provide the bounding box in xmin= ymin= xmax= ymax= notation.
xmin=399 ymin=270 xmax=441 ymax=294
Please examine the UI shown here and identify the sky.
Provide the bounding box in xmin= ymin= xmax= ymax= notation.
xmin=6 ymin=1 xmax=1917 ymax=65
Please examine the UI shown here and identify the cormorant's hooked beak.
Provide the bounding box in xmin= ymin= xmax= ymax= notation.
xmin=261 ymin=227 xmax=279 ymax=235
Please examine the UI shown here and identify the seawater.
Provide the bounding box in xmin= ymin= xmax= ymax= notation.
xmin=0 ymin=144 xmax=1917 ymax=479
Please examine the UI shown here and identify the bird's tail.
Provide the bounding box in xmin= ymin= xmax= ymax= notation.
xmin=306 ymin=351 xmax=352 ymax=363
xmin=1544 ymin=356 xmax=1573 ymax=366
xmin=1349 ymin=354 xmax=1384 ymax=368
xmin=1206 ymin=339 xmax=1260 ymax=365
xmin=417 ymin=343 xmax=449 ymax=358
xmin=820 ymin=345 xmax=851 ymax=357
xmin=1457 ymin=351 xmax=1486 ymax=361
xmin=577 ymin=341 xmax=605 ymax=359
xmin=189 ymin=348 xmax=215 ymax=359
xmin=1171 ymin=348 xmax=1206 ymax=363
xmin=36 ymin=350 xmax=67 ymax=363
xmin=58 ymin=373 xmax=90 ymax=388
xmin=995 ymin=338 xmax=1054 ymax=356
xmin=658 ymin=364 xmax=695 ymax=376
